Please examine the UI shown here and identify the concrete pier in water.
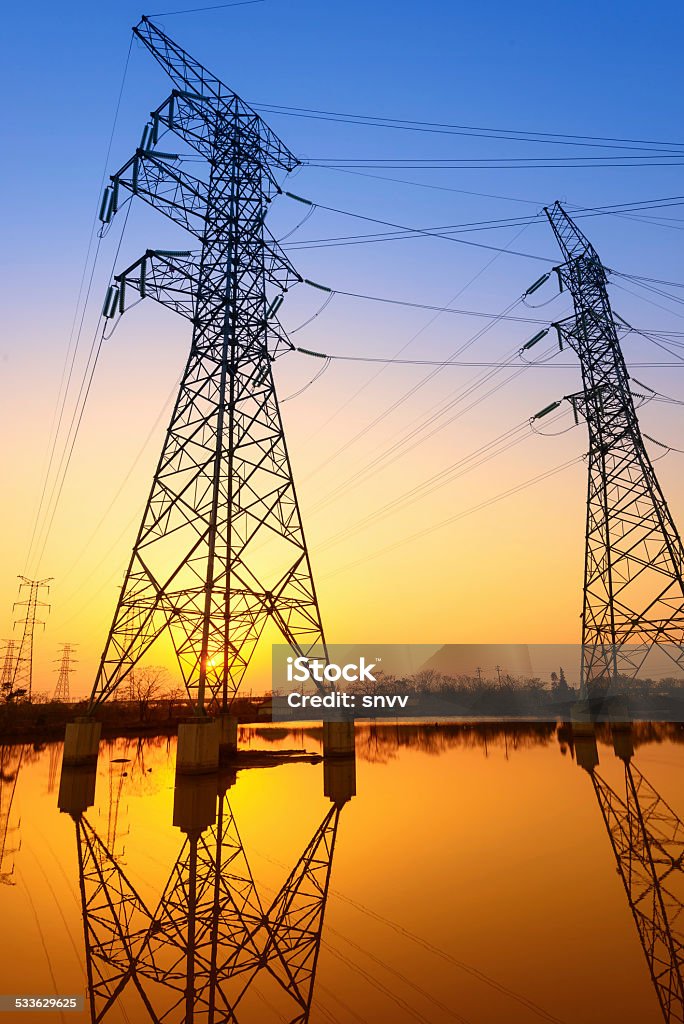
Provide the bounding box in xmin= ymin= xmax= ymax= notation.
xmin=218 ymin=713 xmax=238 ymax=758
xmin=62 ymin=717 xmax=101 ymax=768
xmin=323 ymin=720 xmax=356 ymax=806
xmin=176 ymin=718 xmax=220 ymax=775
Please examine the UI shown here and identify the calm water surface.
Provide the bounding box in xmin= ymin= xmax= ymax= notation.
xmin=0 ymin=723 xmax=682 ymax=1024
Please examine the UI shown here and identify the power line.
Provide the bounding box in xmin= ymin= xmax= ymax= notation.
xmin=304 ymin=157 xmax=684 ymax=170
xmin=304 ymin=336 xmax=556 ymax=519
xmin=282 ymin=191 xmax=684 ymax=261
xmin=321 ymin=457 xmax=582 ymax=582
xmin=282 ymin=190 xmax=553 ymax=261
xmin=610 ymin=271 xmax=684 ymax=309
xmin=56 ymin=375 xmax=182 ymax=595
xmin=316 ymin=414 xmax=569 ymax=553
xmin=615 ymin=271 xmax=684 ymax=290
xmin=294 ymin=223 xmax=541 ymax=446
xmin=149 ymin=0 xmax=265 ymax=15
xmin=296 ymin=273 xmax=684 ymax=337
xmin=254 ymin=100 xmax=684 ymax=153
xmin=285 ymin=214 xmax=540 ymax=249
xmin=63 ymin=217 xmax=542 ymax=629
xmin=284 ymin=197 xmax=684 ymax=251
xmin=25 ymin=34 xmax=135 ymax=574
xmin=293 ymin=346 xmax=684 ymax=369
xmin=300 ymin=165 xmax=545 ymax=206
xmin=300 ymin=281 xmax=555 ymax=322
xmin=31 ymin=205 xmax=133 ymax=574
xmin=612 ymin=279 xmax=684 ymax=325
xmin=623 ymin=321 xmax=684 ymax=365
xmin=24 ymin=232 xmax=105 ymax=574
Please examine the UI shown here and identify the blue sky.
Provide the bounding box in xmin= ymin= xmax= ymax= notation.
xmin=3 ymin=0 xmax=682 ymax=326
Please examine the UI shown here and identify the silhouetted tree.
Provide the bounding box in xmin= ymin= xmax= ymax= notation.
xmin=1 ymin=681 xmax=27 ymax=703
xmin=552 ymin=667 xmax=570 ymax=696
xmin=131 ymin=666 xmax=169 ymax=721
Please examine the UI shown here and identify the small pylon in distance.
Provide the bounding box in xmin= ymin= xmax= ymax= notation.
xmin=53 ymin=643 xmax=77 ymax=702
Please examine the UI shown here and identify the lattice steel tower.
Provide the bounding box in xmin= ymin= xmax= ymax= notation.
xmin=12 ymin=576 xmax=52 ymax=700
xmin=546 ymin=203 xmax=684 ymax=688
xmin=53 ymin=643 xmax=77 ymax=701
xmin=89 ymin=19 xmax=326 ymax=712
xmin=0 ymin=640 xmax=17 ymax=691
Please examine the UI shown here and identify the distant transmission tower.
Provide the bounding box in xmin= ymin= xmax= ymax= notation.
xmin=88 ymin=18 xmax=326 ymax=713
xmin=0 ymin=640 xmax=17 ymax=691
xmin=53 ymin=643 xmax=77 ymax=701
xmin=12 ymin=577 xmax=52 ymax=700
xmin=546 ymin=203 xmax=684 ymax=690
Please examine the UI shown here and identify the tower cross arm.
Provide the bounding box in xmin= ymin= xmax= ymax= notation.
xmin=112 ymin=149 xmax=209 ymax=238
xmin=115 ymin=249 xmax=201 ymax=321
xmin=134 ymin=17 xmax=299 ymax=173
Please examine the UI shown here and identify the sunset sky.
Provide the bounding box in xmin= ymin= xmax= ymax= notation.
xmin=2 ymin=0 xmax=683 ymax=698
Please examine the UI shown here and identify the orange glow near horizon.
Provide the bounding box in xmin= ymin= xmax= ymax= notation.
xmin=3 ymin=335 xmax=684 ymax=701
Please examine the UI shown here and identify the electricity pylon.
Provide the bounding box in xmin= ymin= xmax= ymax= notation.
xmin=546 ymin=203 xmax=684 ymax=688
xmin=0 ymin=640 xmax=17 ymax=690
xmin=575 ymin=728 xmax=684 ymax=1023
xmin=89 ymin=18 xmax=326 ymax=714
xmin=53 ymin=642 xmax=77 ymax=701
xmin=12 ymin=576 xmax=52 ymax=700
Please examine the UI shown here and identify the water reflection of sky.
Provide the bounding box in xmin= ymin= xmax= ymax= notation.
xmin=0 ymin=724 xmax=682 ymax=1023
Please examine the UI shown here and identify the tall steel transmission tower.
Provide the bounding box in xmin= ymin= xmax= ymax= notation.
xmin=53 ymin=643 xmax=77 ymax=701
xmin=12 ymin=576 xmax=52 ymax=700
xmin=546 ymin=203 xmax=684 ymax=689
xmin=89 ymin=18 xmax=326 ymax=714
